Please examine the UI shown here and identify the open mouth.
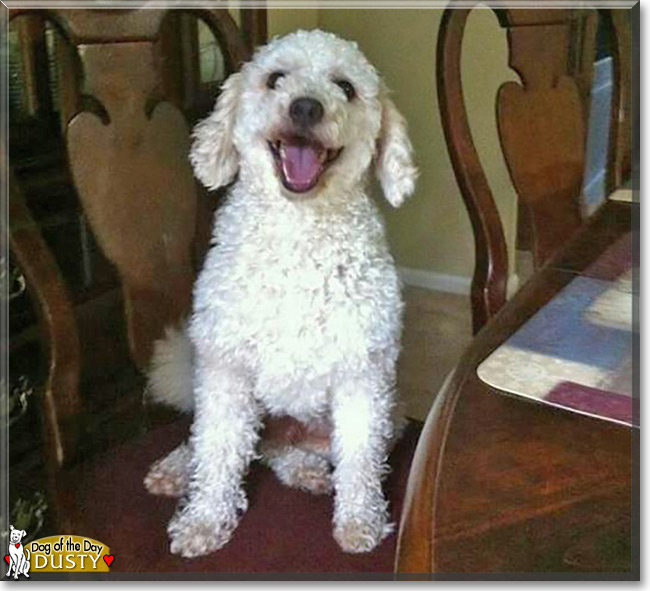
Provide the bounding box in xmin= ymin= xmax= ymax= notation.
xmin=268 ymin=137 xmax=343 ymax=194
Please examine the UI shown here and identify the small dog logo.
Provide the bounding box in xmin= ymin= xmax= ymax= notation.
xmin=5 ymin=525 xmax=30 ymax=579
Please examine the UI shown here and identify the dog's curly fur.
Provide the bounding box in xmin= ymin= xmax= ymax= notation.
xmin=144 ymin=29 xmax=417 ymax=558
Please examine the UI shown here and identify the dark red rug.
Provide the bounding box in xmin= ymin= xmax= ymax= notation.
xmin=69 ymin=418 xmax=422 ymax=575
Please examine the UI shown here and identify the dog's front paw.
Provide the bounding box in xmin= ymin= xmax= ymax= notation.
xmin=333 ymin=514 xmax=393 ymax=554
xmin=167 ymin=505 xmax=238 ymax=558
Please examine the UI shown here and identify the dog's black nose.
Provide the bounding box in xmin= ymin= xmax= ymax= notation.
xmin=289 ymin=97 xmax=324 ymax=127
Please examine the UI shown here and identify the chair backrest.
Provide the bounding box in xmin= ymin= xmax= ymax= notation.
xmin=437 ymin=7 xmax=631 ymax=334
xmin=8 ymin=8 xmax=250 ymax=477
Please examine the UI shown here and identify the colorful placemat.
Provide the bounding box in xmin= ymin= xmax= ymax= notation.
xmin=477 ymin=276 xmax=637 ymax=427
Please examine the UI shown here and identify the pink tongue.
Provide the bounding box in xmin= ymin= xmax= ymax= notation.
xmin=281 ymin=144 xmax=322 ymax=189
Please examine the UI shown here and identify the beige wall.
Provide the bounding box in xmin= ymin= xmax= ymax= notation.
xmin=268 ymin=9 xmax=319 ymax=37
xmin=266 ymin=9 xmax=519 ymax=285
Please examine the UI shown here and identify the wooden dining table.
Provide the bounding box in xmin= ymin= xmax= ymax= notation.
xmin=395 ymin=199 xmax=638 ymax=577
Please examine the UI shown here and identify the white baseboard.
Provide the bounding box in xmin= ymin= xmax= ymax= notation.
xmin=398 ymin=267 xmax=471 ymax=295
xmin=399 ymin=266 xmax=520 ymax=298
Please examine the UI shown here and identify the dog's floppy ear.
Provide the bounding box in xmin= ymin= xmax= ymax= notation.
xmin=20 ymin=530 xmax=26 ymax=539
xmin=189 ymin=72 xmax=243 ymax=190
xmin=374 ymin=88 xmax=418 ymax=207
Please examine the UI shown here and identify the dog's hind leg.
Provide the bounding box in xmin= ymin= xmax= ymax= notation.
xmin=261 ymin=446 xmax=332 ymax=495
xmin=144 ymin=443 xmax=191 ymax=497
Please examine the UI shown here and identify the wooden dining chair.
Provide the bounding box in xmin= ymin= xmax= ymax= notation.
xmin=437 ymin=6 xmax=632 ymax=334
xmin=8 ymin=8 xmax=422 ymax=574
xmin=392 ymin=5 xmax=634 ymax=575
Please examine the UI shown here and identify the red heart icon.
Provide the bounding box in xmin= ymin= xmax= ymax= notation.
xmin=103 ymin=555 xmax=114 ymax=567
xmin=15 ymin=544 xmax=20 ymax=548
xmin=4 ymin=555 xmax=9 ymax=564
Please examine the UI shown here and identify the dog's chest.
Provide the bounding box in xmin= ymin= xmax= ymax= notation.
xmin=237 ymin=235 xmax=383 ymax=357
xmin=192 ymin=202 xmax=402 ymax=419
xmin=239 ymin=241 xmax=389 ymax=416
xmin=201 ymin=213 xmax=400 ymax=367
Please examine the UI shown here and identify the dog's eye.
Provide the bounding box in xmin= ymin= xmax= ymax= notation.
xmin=266 ymin=71 xmax=286 ymax=90
xmin=334 ymin=79 xmax=356 ymax=101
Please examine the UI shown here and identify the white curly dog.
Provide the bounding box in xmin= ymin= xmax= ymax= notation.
xmin=144 ymin=29 xmax=417 ymax=558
